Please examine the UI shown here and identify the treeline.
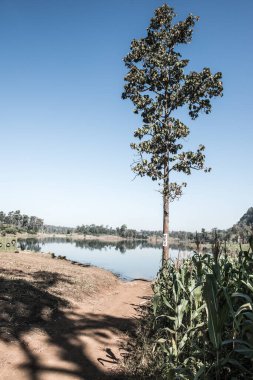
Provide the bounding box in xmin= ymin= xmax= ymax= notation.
xmin=0 ymin=210 xmax=43 ymax=234
xmin=43 ymin=225 xmax=74 ymax=234
xmin=171 ymin=207 xmax=253 ymax=244
xmin=170 ymin=229 xmax=229 ymax=243
xmin=2 ymin=207 xmax=252 ymax=241
xmin=75 ymin=223 xmax=162 ymax=239
xmin=171 ymin=228 xmax=251 ymax=245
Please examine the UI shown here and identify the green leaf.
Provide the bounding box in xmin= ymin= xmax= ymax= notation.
xmin=203 ymin=274 xmax=221 ymax=349
xmin=194 ymin=365 xmax=206 ymax=379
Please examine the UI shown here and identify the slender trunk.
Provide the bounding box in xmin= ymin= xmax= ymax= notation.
xmin=162 ymin=155 xmax=169 ymax=265
xmin=163 ymin=77 xmax=170 ymax=266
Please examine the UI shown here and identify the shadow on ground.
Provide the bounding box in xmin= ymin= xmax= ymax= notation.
xmin=0 ymin=269 xmax=136 ymax=380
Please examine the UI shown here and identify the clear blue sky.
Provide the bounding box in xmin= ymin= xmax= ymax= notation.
xmin=0 ymin=0 xmax=252 ymax=231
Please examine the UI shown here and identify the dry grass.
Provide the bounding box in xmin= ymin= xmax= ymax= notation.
xmin=0 ymin=250 xmax=119 ymax=304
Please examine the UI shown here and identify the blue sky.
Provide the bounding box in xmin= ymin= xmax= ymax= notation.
xmin=0 ymin=0 xmax=252 ymax=231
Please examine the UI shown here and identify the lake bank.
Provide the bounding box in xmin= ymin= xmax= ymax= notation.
xmin=16 ymin=232 xmax=158 ymax=242
xmin=1 ymin=234 xmax=195 ymax=280
xmin=0 ymin=250 xmax=152 ymax=379
xmin=16 ymin=237 xmax=193 ymax=280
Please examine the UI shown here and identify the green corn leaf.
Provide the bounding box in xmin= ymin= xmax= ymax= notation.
xmin=156 ymin=314 xmax=176 ymax=321
xmin=162 ymin=296 xmax=175 ymax=311
xmin=235 ymin=303 xmax=253 ymax=317
xmin=176 ymin=299 xmax=188 ymax=329
xmin=223 ymin=286 xmax=235 ymax=318
xmin=171 ymin=338 xmax=178 ymax=357
xmin=222 ymin=338 xmax=251 ymax=347
xmin=244 ymin=311 xmax=253 ymax=321
xmin=191 ymin=304 xmax=206 ymax=320
xmin=177 ymin=278 xmax=188 ymax=295
xmin=224 ymin=358 xmax=253 ymax=374
xmin=161 ymin=327 xmax=176 ymax=334
xmin=192 ymin=285 xmax=202 ymax=306
xmin=188 ymin=322 xmax=205 ymax=333
xmin=203 ymin=274 xmax=221 ymax=349
xmin=235 ymin=348 xmax=253 ymax=358
xmin=152 ymin=294 xmax=160 ymax=315
xmin=241 ymin=280 xmax=253 ymax=293
xmin=194 ymin=365 xmax=206 ymax=379
xmin=178 ymin=333 xmax=188 ymax=352
xmin=232 ymin=292 xmax=252 ymax=303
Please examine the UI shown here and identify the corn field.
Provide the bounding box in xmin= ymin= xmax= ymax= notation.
xmin=125 ymin=237 xmax=253 ymax=379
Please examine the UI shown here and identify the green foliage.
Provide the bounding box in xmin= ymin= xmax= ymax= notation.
xmin=75 ymin=223 xmax=161 ymax=239
xmin=0 ymin=210 xmax=44 ymax=234
xmin=124 ymin=241 xmax=253 ymax=379
xmin=122 ymin=4 xmax=223 ymax=200
xmin=3 ymin=227 xmax=18 ymax=235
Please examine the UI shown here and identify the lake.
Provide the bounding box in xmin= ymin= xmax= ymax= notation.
xmin=18 ymin=237 xmax=193 ymax=280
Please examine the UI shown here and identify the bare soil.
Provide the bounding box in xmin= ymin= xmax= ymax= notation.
xmin=0 ymin=251 xmax=152 ymax=380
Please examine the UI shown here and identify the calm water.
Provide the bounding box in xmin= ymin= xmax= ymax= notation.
xmin=18 ymin=238 xmax=192 ymax=280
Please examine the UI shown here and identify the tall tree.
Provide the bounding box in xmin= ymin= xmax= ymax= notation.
xmin=122 ymin=4 xmax=223 ymax=264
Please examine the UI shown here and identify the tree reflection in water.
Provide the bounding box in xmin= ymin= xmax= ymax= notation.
xmin=17 ymin=237 xmax=193 ymax=256
xmin=18 ymin=237 xmax=165 ymax=253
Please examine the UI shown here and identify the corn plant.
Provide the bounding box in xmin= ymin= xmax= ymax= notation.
xmin=124 ymin=235 xmax=253 ymax=379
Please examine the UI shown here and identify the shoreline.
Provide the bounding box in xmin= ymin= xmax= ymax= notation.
xmin=16 ymin=232 xmax=160 ymax=243
xmin=3 ymin=232 xmax=246 ymax=254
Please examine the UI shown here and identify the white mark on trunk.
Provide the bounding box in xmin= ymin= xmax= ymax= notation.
xmin=163 ymin=233 xmax=168 ymax=247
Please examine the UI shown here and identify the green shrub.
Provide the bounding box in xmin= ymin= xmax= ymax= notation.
xmin=3 ymin=227 xmax=18 ymax=235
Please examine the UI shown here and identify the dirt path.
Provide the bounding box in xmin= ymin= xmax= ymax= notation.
xmin=0 ymin=252 xmax=152 ymax=380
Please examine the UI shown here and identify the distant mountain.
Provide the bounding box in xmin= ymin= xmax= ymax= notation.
xmin=237 ymin=207 xmax=253 ymax=227
xmin=229 ymin=208 xmax=253 ymax=242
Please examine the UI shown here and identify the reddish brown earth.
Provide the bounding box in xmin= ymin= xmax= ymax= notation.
xmin=0 ymin=251 xmax=152 ymax=380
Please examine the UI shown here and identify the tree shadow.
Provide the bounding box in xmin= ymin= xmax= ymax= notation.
xmin=0 ymin=269 xmax=136 ymax=380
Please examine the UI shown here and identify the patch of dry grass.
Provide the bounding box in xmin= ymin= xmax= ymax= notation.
xmin=0 ymin=250 xmax=119 ymax=304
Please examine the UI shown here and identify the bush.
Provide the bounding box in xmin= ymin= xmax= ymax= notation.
xmin=3 ymin=227 xmax=18 ymax=235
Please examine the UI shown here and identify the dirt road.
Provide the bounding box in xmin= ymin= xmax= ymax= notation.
xmin=0 ymin=251 xmax=152 ymax=380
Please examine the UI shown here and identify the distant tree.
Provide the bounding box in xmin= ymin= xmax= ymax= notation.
xmin=13 ymin=210 xmax=22 ymax=227
xmin=122 ymin=4 xmax=223 ymax=264
xmin=22 ymin=214 xmax=29 ymax=229
xmin=0 ymin=211 xmax=5 ymax=225
xmin=119 ymin=224 xmax=128 ymax=237
xmin=201 ymin=228 xmax=208 ymax=242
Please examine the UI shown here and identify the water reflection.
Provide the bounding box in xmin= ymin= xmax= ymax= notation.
xmin=17 ymin=237 xmax=193 ymax=280
xmin=18 ymin=237 xmax=164 ymax=253
xmin=18 ymin=238 xmax=42 ymax=252
xmin=18 ymin=237 xmax=192 ymax=253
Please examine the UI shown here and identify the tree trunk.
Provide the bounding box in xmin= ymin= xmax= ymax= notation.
xmin=162 ymin=156 xmax=169 ymax=265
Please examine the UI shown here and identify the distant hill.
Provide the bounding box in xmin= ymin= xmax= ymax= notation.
xmin=237 ymin=207 xmax=253 ymax=227
xmin=229 ymin=208 xmax=253 ymax=242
